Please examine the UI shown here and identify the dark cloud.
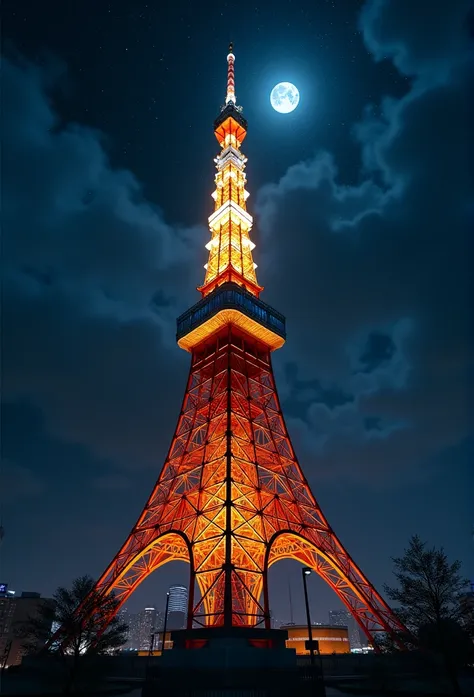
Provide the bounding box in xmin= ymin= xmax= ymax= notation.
xmin=1 ymin=0 xmax=472 ymax=505
xmin=256 ymin=0 xmax=473 ymax=485
xmin=359 ymin=0 xmax=472 ymax=79
xmin=2 ymin=55 xmax=203 ymax=472
xmin=1 ymin=461 xmax=46 ymax=502
xmin=359 ymin=332 xmax=396 ymax=373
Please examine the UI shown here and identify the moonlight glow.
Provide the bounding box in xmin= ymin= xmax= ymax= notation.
xmin=270 ymin=82 xmax=300 ymax=113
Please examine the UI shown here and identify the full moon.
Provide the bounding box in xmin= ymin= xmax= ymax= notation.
xmin=270 ymin=82 xmax=300 ymax=113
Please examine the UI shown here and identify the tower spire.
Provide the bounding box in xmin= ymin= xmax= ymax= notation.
xmin=198 ymin=44 xmax=263 ymax=299
xmin=225 ymin=42 xmax=236 ymax=105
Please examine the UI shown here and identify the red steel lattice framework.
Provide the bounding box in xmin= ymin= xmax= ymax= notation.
xmin=59 ymin=45 xmax=407 ymax=648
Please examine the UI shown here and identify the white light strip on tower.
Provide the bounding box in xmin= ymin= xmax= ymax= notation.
xmin=216 ymin=152 xmax=245 ymax=171
xmin=208 ymin=200 xmax=253 ymax=229
xmin=219 ymin=145 xmax=245 ymax=161
xmin=205 ymin=238 xmax=220 ymax=251
xmin=241 ymin=238 xmax=255 ymax=251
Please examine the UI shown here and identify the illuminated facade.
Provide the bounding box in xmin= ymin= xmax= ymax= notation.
xmin=282 ymin=625 xmax=350 ymax=656
xmin=54 ymin=45 xmax=407 ymax=649
xmin=0 ymin=592 xmax=53 ymax=667
xmin=167 ymin=585 xmax=188 ymax=631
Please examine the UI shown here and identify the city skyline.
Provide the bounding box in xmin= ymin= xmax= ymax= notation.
xmin=0 ymin=580 xmax=353 ymax=629
xmin=2 ymin=0 xmax=472 ymax=626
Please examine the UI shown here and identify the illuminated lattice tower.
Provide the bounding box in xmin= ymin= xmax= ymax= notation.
xmin=60 ymin=45 xmax=407 ymax=647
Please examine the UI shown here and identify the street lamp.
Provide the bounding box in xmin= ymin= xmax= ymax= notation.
xmin=301 ymin=566 xmax=315 ymax=667
xmin=162 ymin=591 xmax=170 ymax=652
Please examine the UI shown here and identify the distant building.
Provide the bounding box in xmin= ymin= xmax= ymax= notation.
xmin=127 ymin=608 xmax=156 ymax=651
xmin=0 ymin=584 xmax=12 ymax=597
xmin=0 ymin=591 xmax=53 ymax=668
xmin=118 ymin=607 xmax=132 ymax=649
xmin=124 ymin=611 xmax=138 ymax=650
xmin=154 ymin=610 xmax=164 ymax=632
xmin=151 ymin=611 xmax=165 ymax=649
xmin=329 ymin=609 xmax=362 ymax=651
xmin=281 ymin=624 xmax=350 ymax=655
xmin=167 ymin=585 xmax=188 ymax=631
xmin=0 ymin=592 xmax=16 ymax=667
xmin=137 ymin=607 xmax=158 ymax=651
xmin=125 ymin=607 xmax=164 ymax=651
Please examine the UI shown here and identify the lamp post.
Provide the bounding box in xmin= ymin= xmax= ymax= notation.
xmin=149 ymin=631 xmax=155 ymax=655
xmin=161 ymin=591 xmax=170 ymax=652
xmin=301 ymin=566 xmax=315 ymax=667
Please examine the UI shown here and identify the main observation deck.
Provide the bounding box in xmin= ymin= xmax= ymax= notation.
xmin=176 ymin=282 xmax=286 ymax=352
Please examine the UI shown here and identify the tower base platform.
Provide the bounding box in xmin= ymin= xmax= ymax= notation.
xmin=159 ymin=627 xmax=296 ymax=669
xmin=144 ymin=628 xmax=326 ymax=696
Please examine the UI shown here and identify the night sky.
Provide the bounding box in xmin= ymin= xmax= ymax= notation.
xmin=2 ymin=0 xmax=473 ymax=625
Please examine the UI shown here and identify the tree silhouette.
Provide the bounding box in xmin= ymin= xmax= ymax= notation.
xmin=384 ymin=535 xmax=473 ymax=695
xmin=20 ymin=575 xmax=128 ymax=694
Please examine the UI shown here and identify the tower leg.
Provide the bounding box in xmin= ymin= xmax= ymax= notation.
xmin=48 ymin=531 xmax=191 ymax=649
xmin=187 ymin=569 xmax=196 ymax=630
xmin=266 ymin=532 xmax=407 ymax=649
xmin=262 ymin=568 xmax=271 ymax=630
xmin=49 ymin=327 xmax=408 ymax=651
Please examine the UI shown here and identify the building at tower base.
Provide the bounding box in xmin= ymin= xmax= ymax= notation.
xmin=157 ymin=626 xmax=296 ymax=670
xmin=282 ymin=624 xmax=350 ymax=655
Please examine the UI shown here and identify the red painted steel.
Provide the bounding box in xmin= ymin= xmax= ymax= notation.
xmin=58 ymin=327 xmax=406 ymax=646
xmin=50 ymin=46 xmax=408 ymax=652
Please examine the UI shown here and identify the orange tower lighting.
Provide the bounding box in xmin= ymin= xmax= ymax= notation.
xmin=55 ymin=45 xmax=407 ymax=647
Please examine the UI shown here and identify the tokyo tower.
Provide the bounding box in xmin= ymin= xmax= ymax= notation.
xmin=64 ymin=45 xmax=406 ymax=648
